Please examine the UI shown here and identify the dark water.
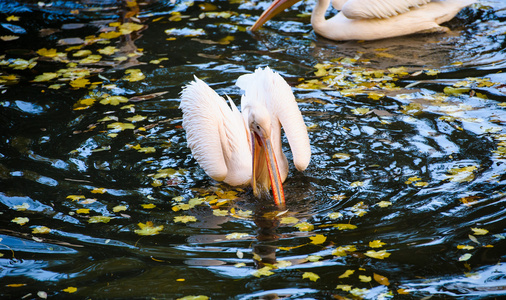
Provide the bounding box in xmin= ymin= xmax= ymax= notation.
xmin=1 ymin=0 xmax=505 ymax=299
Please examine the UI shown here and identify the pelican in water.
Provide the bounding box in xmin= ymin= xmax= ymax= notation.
xmin=251 ymin=0 xmax=475 ymax=41
xmin=180 ymin=67 xmax=311 ymax=207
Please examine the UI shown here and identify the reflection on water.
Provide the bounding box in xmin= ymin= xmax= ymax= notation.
xmin=1 ymin=0 xmax=505 ymax=299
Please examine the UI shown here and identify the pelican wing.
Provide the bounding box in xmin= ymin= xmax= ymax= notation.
xmin=236 ymin=67 xmax=311 ymax=172
xmin=180 ymin=77 xmax=248 ymax=183
xmin=341 ymin=0 xmax=431 ymax=19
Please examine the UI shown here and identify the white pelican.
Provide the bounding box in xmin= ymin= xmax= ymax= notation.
xmin=180 ymin=67 xmax=311 ymax=206
xmin=250 ymin=0 xmax=475 ymax=41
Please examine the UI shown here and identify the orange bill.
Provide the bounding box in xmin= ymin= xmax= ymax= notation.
xmin=250 ymin=0 xmax=302 ymax=31
xmin=252 ymin=132 xmax=286 ymax=207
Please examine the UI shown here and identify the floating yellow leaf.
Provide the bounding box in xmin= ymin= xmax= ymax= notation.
xmin=446 ymin=166 xmax=477 ymax=182
xmin=444 ymin=86 xmax=470 ymax=96
xmin=76 ymin=208 xmax=90 ymax=214
xmin=352 ymin=107 xmax=370 ymax=115
xmin=119 ymin=22 xmax=144 ymax=34
xmin=374 ymin=273 xmax=390 ymax=286
xmin=365 ymin=250 xmax=391 ymax=259
xmin=338 ymin=269 xmax=355 ymax=278
xmin=330 ymin=194 xmax=346 ymax=201
xmin=359 ymin=275 xmax=372 ymax=282
xmin=79 ymin=54 xmax=102 ymax=64
xmin=63 ymin=287 xmax=77 ymax=293
xmin=376 ymin=201 xmax=392 ymax=208
xmin=126 ymin=115 xmax=147 ymax=122
xmin=88 ymin=216 xmax=111 ymax=223
xmin=471 ymin=228 xmax=488 ymax=235
xmin=124 ymin=69 xmax=145 ymax=82
xmin=310 ymin=234 xmax=327 ymax=245
xmin=107 ymin=122 xmax=135 ymax=131
xmin=12 ymin=217 xmax=29 ymax=225
xmin=457 ymin=245 xmax=475 ymax=250
xmin=13 ymin=203 xmax=29 ymax=211
xmin=306 ymin=255 xmax=322 ymax=262
xmin=252 ymin=266 xmax=274 ymax=277
xmin=328 ymin=212 xmax=342 ymax=219
xmin=135 ymin=221 xmax=163 ymax=235
xmin=332 ymin=245 xmax=357 ymax=256
xmin=405 ymin=176 xmax=421 ymax=184
xmin=275 ymin=260 xmax=292 ymax=268
xmin=302 ymin=272 xmax=320 ymax=282
xmin=67 ymin=195 xmax=85 ymax=201
xmin=401 ymin=102 xmax=423 ymax=116
xmin=425 ymin=69 xmax=440 ymax=76
xmin=336 ymin=285 xmax=352 ymax=291
xmin=332 ymin=153 xmax=350 ymax=160
xmin=91 ymin=187 xmax=107 ymax=194
xmin=98 ymin=46 xmax=119 ymax=55
xmin=177 ymin=296 xmax=209 ymax=300
xmin=280 ymin=216 xmax=299 ymax=224
xmin=369 ymin=240 xmax=386 ymax=248
xmin=100 ymin=95 xmax=129 ymax=105
xmin=73 ymin=50 xmax=92 ymax=57
xmin=397 ymin=288 xmax=410 ymax=294
xmin=37 ymin=48 xmax=58 ymax=57
xmin=350 ymin=181 xmax=364 ymax=187
xmin=226 ymin=232 xmax=249 ymax=240
xmin=333 ymin=223 xmax=357 ymax=230
xmin=33 ymin=72 xmax=58 ymax=82
xmin=6 ymin=15 xmax=20 ymax=21
xmin=141 ymin=203 xmax=156 ymax=209
xmin=138 ymin=147 xmax=156 ymax=153
xmin=32 ymin=226 xmax=51 ymax=234
xmin=80 ymin=198 xmax=96 ymax=205
xmin=414 ymin=181 xmax=429 ymax=187
xmin=113 ymin=205 xmax=127 ymax=212
xmin=174 ymin=216 xmax=197 ymax=223
xmin=69 ymin=77 xmax=90 ymax=88
xmin=294 ymin=222 xmax=314 ymax=232
xmin=212 ymin=209 xmax=228 ymax=216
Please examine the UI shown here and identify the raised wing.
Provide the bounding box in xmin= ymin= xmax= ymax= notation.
xmin=180 ymin=77 xmax=250 ymax=184
xmin=236 ymin=67 xmax=311 ymax=172
xmin=341 ymin=0 xmax=431 ymax=19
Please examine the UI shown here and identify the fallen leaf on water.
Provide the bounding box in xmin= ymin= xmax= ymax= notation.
xmin=306 ymin=255 xmax=322 ymax=262
xmin=33 ymin=72 xmax=58 ymax=82
xmin=332 ymin=245 xmax=357 ymax=257
xmin=98 ymin=46 xmax=119 ymax=55
xmin=275 ymin=260 xmax=292 ymax=268
xmin=88 ymin=216 xmax=111 ymax=223
xmin=37 ymin=48 xmax=58 ymax=57
xmin=76 ymin=208 xmax=90 ymax=214
xmin=174 ymin=216 xmax=197 ymax=223
xmin=91 ymin=188 xmax=107 ymax=194
xmin=359 ymin=275 xmax=371 ymax=282
xmin=280 ymin=216 xmax=299 ymax=224
xmin=113 ymin=205 xmax=127 ymax=212
xmin=333 ymin=224 xmax=357 ymax=230
xmin=332 ymin=153 xmax=350 ymax=160
xmin=328 ymin=212 xmax=342 ymax=219
xmin=373 ymin=273 xmax=390 ymax=286
xmin=459 ymin=253 xmax=472 ymax=261
xmin=226 ymin=232 xmax=249 ymax=240
xmin=13 ymin=203 xmax=29 ymax=211
xmin=177 ymin=296 xmax=209 ymax=300
xmin=376 ymin=201 xmax=392 ymax=208
xmin=12 ymin=217 xmax=29 ymax=225
xmin=294 ymin=222 xmax=314 ymax=232
xmin=364 ymin=250 xmax=391 ymax=259
xmin=107 ymin=122 xmax=135 ymax=131
xmin=69 ymin=77 xmax=90 ymax=88
xmin=100 ymin=95 xmax=129 ymax=105
xmin=369 ymin=240 xmax=386 ymax=248
xmin=302 ymin=272 xmax=320 ymax=282
xmin=73 ymin=50 xmax=92 ymax=57
xmin=135 ymin=222 xmax=163 ymax=235
xmin=67 ymin=195 xmax=85 ymax=201
xmin=310 ymin=234 xmax=327 ymax=245
xmin=446 ymin=166 xmax=477 ymax=182
xmin=32 ymin=226 xmax=51 ymax=234
xmin=351 ymin=107 xmax=370 ymax=115
xmin=79 ymin=54 xmax=102 ymax=64
xmin=335 ymin=285 xmax=352 ymax=291
xmin=350 ymin=181 xmax=364 ymax=187
xmin=252 ymin=266 xmax=274 ymax=277
xmin=0 ymin=35 xmax=19 ymax=41
xmin=62 ymin=287 xmax=77 ymax=293
xmin=457 ymin=245 xmax=475 ymax=250
xmin=338 ymin=269 xmax=355 ymax=278
xmin=124 ymin=69 xmax=145 ymax=82
xmin=471 ymin=228 xmax=488 ymax=235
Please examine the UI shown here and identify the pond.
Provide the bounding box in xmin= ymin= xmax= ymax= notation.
xmin=1 ymin=0 xmax=505 ymax=299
